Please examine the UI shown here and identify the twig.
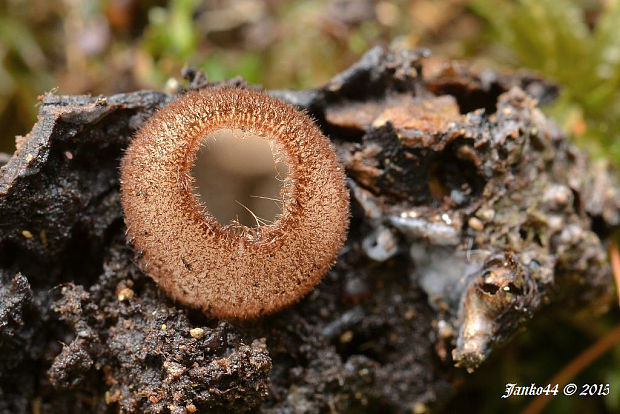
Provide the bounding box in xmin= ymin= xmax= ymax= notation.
xmin=609 ymin=242 xmax=620 ymax=306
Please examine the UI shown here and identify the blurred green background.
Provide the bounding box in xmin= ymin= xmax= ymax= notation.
xmin=2 ymin=0 xmax=619 ymax=162
xmin=1 ymin=0 xmax=619 ymax=412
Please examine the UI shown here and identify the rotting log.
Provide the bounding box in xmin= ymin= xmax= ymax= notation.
xmin=1 ymin=47 xmax=619 ymax=413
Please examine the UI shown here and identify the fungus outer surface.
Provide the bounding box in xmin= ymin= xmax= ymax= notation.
xmin=120 ymin=88 xmax=350 ymax=319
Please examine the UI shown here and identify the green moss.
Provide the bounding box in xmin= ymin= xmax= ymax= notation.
xmin=472 ymin=0 xmax=620 ymax=168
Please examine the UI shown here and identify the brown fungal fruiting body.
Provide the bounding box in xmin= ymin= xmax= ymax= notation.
xmin=120 ymin=88 xmax=349 ymax=319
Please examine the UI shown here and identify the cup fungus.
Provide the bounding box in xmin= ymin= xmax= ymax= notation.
xmin=120 ymin=88 xmax=350 ymax=319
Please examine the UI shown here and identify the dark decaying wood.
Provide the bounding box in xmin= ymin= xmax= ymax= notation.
xmin=0 ymin=47 xmax=618 ymax=413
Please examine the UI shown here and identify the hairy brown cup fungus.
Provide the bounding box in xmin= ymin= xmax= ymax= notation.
xmin=120 ymin=88 xmax=350 ymax=319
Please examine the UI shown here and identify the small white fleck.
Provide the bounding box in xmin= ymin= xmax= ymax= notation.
xmin=189 ymin=327 xmax=206 ymax=339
